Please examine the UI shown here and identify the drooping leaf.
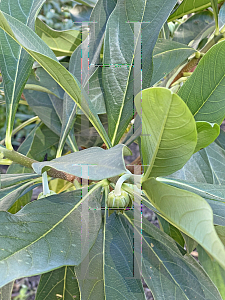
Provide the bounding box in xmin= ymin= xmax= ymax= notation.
xmin=135 ymin=87 xmax=197 ymax=179
xmin=0 ymin=10 xmax=111 ymax=149
xmin=143 ymin=177 xmax=225 ymax=269
xmin=103 ymin=0 xmax=177 ymax=145
xmin=198 ymin=245 xmax=225 ymax=299
xmin=0 ymin=173 xmax=39 ymax=189
xmin=35 ymin=17 xmax=82 ymax=56
xmin=0 ymin=0 xmax=46 ymax=149
xmin=173 ymin=11 xmax=214 ymax=46
xmin=35 ymin=266 xmax=80 ymax=300
xmin=178 ymin=40 xmax=225 ymax=125
xmin=125 ymin=209 xmax=223 ymax=300
xmin=0 ymin=181 xmax=41 ymax=211
xmin=0 ymin=186 xmax=102 ymax=288
xmin=32 ymin=144 xmax=131 ymax=180
xmin=168 ymin=0 xmax=224 ymax=22
xmin=195 ymin=121 xmax=220 ymax=153
xmin=150 ymin=39 xmax=196 ymax=86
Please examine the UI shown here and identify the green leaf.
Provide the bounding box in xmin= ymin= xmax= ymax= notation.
xmin=74 ymin=0 xmax=98 ymax=7
xmin=32 ymin=144 xmax=131 ymax=180
xmin=150 ymin=39 xmax=196 ymax=86
xmin=103 ymin=0 xmax=177 ymax=145
xmin=35 ymin=18 xmax=82 ymax=57
xmin=216 ymin=225 xmax=225 ymax=245
xmin=210 ymin=0 xmax=219 ymax=35
xmin=35 ymin=266 xmax=80 ymax=300
xmin=195 ymin=121 xmax=220 ymax=153
xmin=76 ymin=212 xmax=146 ymax=299
xmin=170 ymin=140 xmax=225 ymax=184
xmin=142 ymin=177 xmax=225 ymax=269
xmin=134 ymin=87 xmax=197 ymax=180
xmin=157 ymin=214 xmax=185 ymax=247
xmin=156 ymin=177 xmax=225 ymax=226
xmin=168 ymin=0 xmax=224 ymax=22
xmin=0 ymin=10 xmax=111 ymax=149
xmin=178 ymin=40 xmax=225 ymax=125
xmin=198 ymin=245 xmax=225 ymax=299
xmin=0 ymin=0 xmax=46 ymax=149
xmin=0 ymin=181 xmax=40 ymax=211
xmin=69 ymin=0 xmax=116 ymax=112
xmin=173 ymin=11 xmax=214 ymax=46
xmin=181 ymin=232 xmax=198 ymax=254
xmin=0 ymin=173 xmax=39 ymax=189
xmin=70 ymin=4 xmax=92 ymax=25
xmin=0 ymin=282 xmax=13 ymax=300
xmin=125 ymin=210 xmax=223 ymax=300
xmin=0 ymin=186 xmax=102 ymax=288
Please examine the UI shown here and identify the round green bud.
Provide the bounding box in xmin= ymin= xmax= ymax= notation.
xmin=37 ymin=190 xmax=57 ymax=199
xmin=107 ymin=190 xmax=130 ymax=208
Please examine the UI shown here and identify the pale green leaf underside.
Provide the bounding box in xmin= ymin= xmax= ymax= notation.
xmin=178 ymin=40 xmax=225 ymax=125
xmin=32 ymin=144 xmax=131 ymax=180
xmin=135 ymin=87 xmax=197 ymax=179
xmin=143 ymin=178 xmax=225 ymax=269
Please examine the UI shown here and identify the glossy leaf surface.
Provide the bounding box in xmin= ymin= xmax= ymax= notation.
xmin=135 ymin=87 xmax=197 ymax=179
xmin=178 ymin=41 xmax=225 ymax=125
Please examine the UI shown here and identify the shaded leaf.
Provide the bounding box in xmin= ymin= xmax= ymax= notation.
xmin=150 ymin=38 xmax=195 ymax=86
xmin=173 ymin=11 xmax=214 ymax=46
xmin=0 ymin=0 xmax=46 ymax=149
xmin=0 ymin=173 xmax=39 ymax=189
xmin=103 ymin=0 xmax=177 ymax=145
xmin=32 ymin=144 xmax=131 ymax=180
xmin=143 ymin=178 xmax=225 ymax=269
xmin=0 ymin=186 xmax=102 ymax=288
xmin=125 ymin=209 xmax=223 ymax=300
xmin=0 ymin=10 xmax=111 ymax=148
xmin=36 ymin=266 xmax=80 ymax=300
xmin=0 ymin=282 xmax=13 ymax=300
xmin=198 ymin=245 xmax=225 ymax=299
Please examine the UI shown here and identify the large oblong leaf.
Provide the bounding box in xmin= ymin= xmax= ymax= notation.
xmin=32 ymin=144 xmax=131 ymax=180
xmin=0 ymin=10 xmax=111 ymax=148
xmin=103 ymin=0 xmax=177 ymax=145
xmin=178 ymin=40 xmax=225 ymax=125
xmin=135 ymin=87 xmax=197 ymax=180
xmin=0 ymin=186 xmax=102 ymax=288
xmin=143 ymin=177 xmax=225 ymax=269
xmin=0 ymin=0 xmax=46 ymax=149
xmin=125 ymin=209 xmax=223 ymax=300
